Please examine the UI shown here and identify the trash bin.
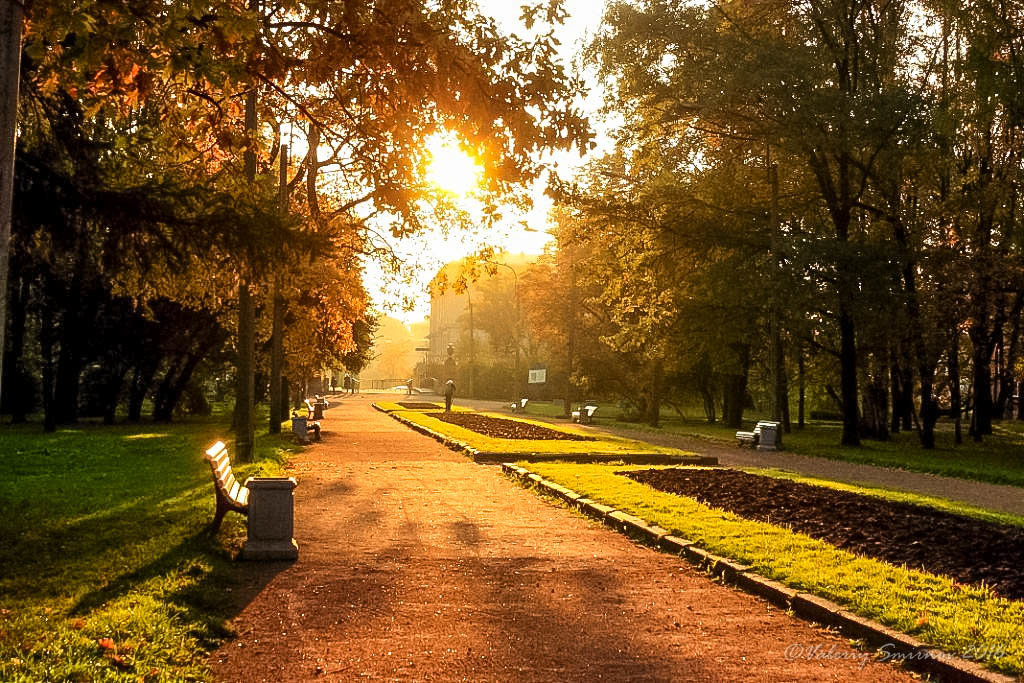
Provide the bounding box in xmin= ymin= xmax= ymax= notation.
xmin=241 ymin=477 xmax=298 ymax=560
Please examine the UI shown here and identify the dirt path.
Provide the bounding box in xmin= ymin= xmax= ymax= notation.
xmin=210 ymin=394 xmax=912 ymax=682
xmin=457 ymin=397 xmax=1024 ymax=517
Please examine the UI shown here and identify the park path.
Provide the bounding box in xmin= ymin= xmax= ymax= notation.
xmin=210 ymin=393 xmax=912 ymax=682
xmin=459 ymin=397 xmax=1024 ymax=517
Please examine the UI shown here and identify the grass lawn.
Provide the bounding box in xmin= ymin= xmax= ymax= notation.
xmin=515 ymin=400 xmax=1024 ymax=488
xmin=521 ymin=462 xmax=1024 ymax=676
xmin=388 ymin=407 xmax=694 ymax=457
xmin=0 ymin=414 xmax=300 ymax=682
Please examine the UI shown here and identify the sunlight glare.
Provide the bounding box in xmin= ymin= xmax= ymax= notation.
xmin=426 ymin=135 xmax=482 ymax=196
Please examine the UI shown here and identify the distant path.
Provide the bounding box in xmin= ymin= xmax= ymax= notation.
xmin=210 ymin=393 xmax=910 ymax=681
xmin=457 ymin=396 xmax=1024 ymax=518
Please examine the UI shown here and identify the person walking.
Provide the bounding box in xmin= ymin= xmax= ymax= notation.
xmin=444 ymin=379 xmax=456 ymax=412
xmin=406 ymin=377 xmax=415 ymax=396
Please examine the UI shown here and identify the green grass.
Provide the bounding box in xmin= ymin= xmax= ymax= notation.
xmin=389 ymin=407 xmax=694 ymax=456
xmin=521 ymin=462 xmax=1024 ymax=676
xmin=0 ymin=414 xmax=302 ymax=682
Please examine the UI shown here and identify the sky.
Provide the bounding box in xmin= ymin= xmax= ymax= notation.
xmin=361 ymin=0 xmax=608 ymax=326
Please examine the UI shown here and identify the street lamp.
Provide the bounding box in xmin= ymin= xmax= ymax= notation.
xmin=484 ymin=260 xmax=522 ymax=401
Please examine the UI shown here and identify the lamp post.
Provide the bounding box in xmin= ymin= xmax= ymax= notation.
xmin=484 ymin=260 xmax=521 ymax=401
xmin=466 ymin=286 xmax=475 ymax=398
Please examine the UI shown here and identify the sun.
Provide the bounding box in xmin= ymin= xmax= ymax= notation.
xmin=426 ymin=134 xmax=482 ymax=196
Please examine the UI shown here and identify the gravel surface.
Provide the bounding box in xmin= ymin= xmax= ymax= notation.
xmin=209 ymin=393 xmax=913 ymax=682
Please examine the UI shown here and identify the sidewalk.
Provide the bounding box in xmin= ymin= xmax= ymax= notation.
xmin=210 ymin=394 xmax=910 ymax=681
xmin=456 ymin=396 xmax=1024 ymax=518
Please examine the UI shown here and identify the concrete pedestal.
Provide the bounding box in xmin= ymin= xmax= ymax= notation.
xmin=757 ymin=424 xmax=781 ymax=451
xmin=242 ymin=477 xmax=299 ymax=561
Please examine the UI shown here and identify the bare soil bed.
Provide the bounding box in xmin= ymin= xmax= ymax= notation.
xmin=434 ymin=412 xmax=597 ymax=441
xmin=397 ymin=401 xmax=442 ymax=409
xmin=624 ymin=467 xmax=1024 ymax=601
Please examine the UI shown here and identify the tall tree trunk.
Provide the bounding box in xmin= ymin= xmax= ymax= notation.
xmin=949 ymin=327 xmax=962 ymax=445
xmin=994 ymin=294 xmax=1023 ymax=418
xmin=40 ymin=303 xmax=56 ymax=433
xmin=2 ymin=273 xmax=28 ymax=421
xmin=722 ymin=344 xmax=750 ymax=429
xmin=647 ymin=358 xmax=663 ymax=427
xmin=797 ymin=345 xmax=805 ymax=429
xmin=153 ymin=351 xmax=205 ymax=422
xmin=269 ymin=143 xmax=288 ymax=434
xmin=969 ymin=313 xmax=995 ymax=440
xmin=235 ymin=76 xmax=258 ymax=462
xmin=128 ymin=359 xmax=159 ymax=423
xmin=838 ymin=307 xmax=860 ymax=446
xmin=0 ymin=0 xmax=23 ymax=405
xmin=890 ymin=352 xmax=902 ymax=434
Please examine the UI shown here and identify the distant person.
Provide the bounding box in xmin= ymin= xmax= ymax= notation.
xmin=444 ymin=379 xmax=456 ymax=412
xmin=343 ymin=373 xmax=352 ymax=395
xmin=406 ymin=377 xmax=415 ymax=396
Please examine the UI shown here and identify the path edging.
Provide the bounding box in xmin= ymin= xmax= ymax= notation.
xmin=500 ymin=463 xmax=1016 ymax=683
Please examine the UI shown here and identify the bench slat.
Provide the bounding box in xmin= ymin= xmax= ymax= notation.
xmin=228 ymin=480 xmax=241 ymax=504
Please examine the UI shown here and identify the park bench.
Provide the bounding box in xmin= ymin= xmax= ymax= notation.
xmin=735 ymin=420 xmax=782 ymax=451
xmin=509 ymin=398 xmax=529 ymax=413
xmin=203 ymin=441 xmax=249 ymax=532
xmin=572 ymin=404 xmax=599 ymax=424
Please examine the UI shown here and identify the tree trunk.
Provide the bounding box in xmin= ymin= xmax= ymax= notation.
xmin=2 ymin=273 xmax=29 ymax=421
xmin=40 ymin=304 xmax=56 ymax=433
xmin=861 ymin=354 xmax=889 ymax=441
xmin=949 ymin=327 xmax=962 ymax=445
xmin=128 ymin=359 xmax=159 ymax=423
xmin=969 ymin=318 xmax=994 ymax=440
xmin=797 ymin=346 xmax=805 ymax=429
xmin=994 ymin=294 xmax=1023 ymax=418
xmin=235 ymin=51 xmax=259 ymax=462
xmin=153 ymin=351 xmax=205 ymax=422
xmin=647 ymin=358 xmax=663 ymax=427
xmin=838 ymin=308 xmax=860 ymax=446
xmin=270 ymin=144 xmax=289 ymax=434
xmin=721 ymin=344 xmax=750 ymax=429
xmin=0 ymin=0 xmax=23 ymax=406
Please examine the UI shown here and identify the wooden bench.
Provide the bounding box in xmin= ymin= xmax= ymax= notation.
xmin=203 ymin=441 xmax=250 ymax=532
xmin=509 ymin=398 xmax=529 ymax=413
xmin=735 ymin=421 xmax=782 ymax=450
xmin=572 ymin=404 xmax=598 ymax=424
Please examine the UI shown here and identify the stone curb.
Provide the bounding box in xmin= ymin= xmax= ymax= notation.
xmin=500 ymin=463 xmax=1017 ymax=683
xmin=377 ymin=406 xmax=718 ymax=466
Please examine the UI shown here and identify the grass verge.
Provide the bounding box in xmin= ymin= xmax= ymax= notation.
xmin=521 ymin=462 xmax=1024 ymax=676
xmin=0 ymin=416 xmax=302 ymax=682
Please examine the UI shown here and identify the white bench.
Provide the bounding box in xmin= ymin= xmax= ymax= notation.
xmin=572 ymin=404 xmax=598 ymax=424
xmin=735 ymin=421 xmax=782 ymax=451
xmin=509 ymin=398 xmax=529 ymax=413
xmin=203 ymin=441 xmax=250 ymax=532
